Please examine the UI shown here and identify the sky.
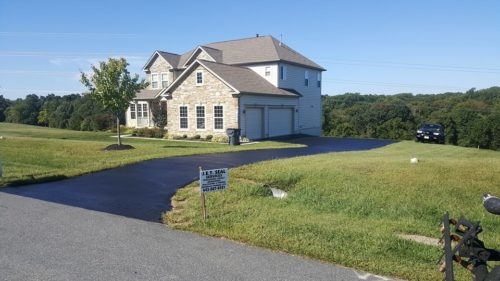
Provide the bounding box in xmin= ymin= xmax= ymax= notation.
xmin=0 ymin=0 xmax=499 ymax=100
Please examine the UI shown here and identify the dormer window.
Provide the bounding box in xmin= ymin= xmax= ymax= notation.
xmin=196 ymin=71 xmax=203 ymax=85
xmin=265 ymin=66 xmax=271 ymax=76
xmin=151 ymin=73 xmax=159 ymax=89
xmin=304 ymin=70 xmax=309 ymax=86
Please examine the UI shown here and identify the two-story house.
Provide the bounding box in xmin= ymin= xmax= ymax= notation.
xmin=126 ymin=35 xmax=326 ymax=140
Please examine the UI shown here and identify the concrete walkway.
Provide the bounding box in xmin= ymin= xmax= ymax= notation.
xmin=0 ymin=137 xmax=400 ymax=281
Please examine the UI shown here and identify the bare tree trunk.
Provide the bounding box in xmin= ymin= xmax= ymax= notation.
xmin=116 ymin=116 xmax=122 ymax=146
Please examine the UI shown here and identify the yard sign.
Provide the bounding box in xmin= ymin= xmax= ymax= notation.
xmin=199 ymin=168 xmax=228 ymax=193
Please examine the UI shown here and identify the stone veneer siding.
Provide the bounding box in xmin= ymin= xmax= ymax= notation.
xmin=148 ymin=56 xmax=173 ymax=90
xmin=167 ymin=65 xmax=239 ymax=138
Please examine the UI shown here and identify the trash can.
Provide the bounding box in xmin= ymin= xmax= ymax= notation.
xmin=226 ymin=128 xmax=241 ymax=146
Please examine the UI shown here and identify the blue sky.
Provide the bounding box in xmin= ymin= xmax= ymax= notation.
xmin=0 ymin=0 xmax=499 ymax=100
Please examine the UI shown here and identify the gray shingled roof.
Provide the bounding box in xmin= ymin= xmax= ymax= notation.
xmin=143 ymin=51 xmax=181 ymax=70
xmin=157 ymin=35 xmax=324 ymax=71
xmin=199 ymin=60 xmax=299 ymax=97
xmin=134 ymin=89 xmax=161 ymax=100
xmin=204 ymin=36 xmax=325 ymax=70
xmin=157 ymin=51 xmax=181 ymax=68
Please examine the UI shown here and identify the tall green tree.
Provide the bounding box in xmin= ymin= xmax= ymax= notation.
xmin=151 ymin=101 xmax=168 ymax=137
xmin=0 ymin=95 xmax=11 ymax=122
xmin=80 ymin=58 xmax=148 ymax=146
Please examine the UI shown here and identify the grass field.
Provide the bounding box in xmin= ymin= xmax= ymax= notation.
xmin=0 ymin=123 xmax=302 ymax=187
xmin=165 ymin=141 xmax=500 ymax=281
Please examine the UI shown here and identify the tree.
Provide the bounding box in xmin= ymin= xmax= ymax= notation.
xmin=80 ymin=58 xmax=147 ymax=146
xmin=5 ymin=94 xmax=43 ymax=125
xmin=151 ymin=101 xmax=168 ymax=137
xmin=0 ymin=95 xmax=11 ymax=122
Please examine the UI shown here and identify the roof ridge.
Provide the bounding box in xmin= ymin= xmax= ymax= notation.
xmin=157 ymin=50 xmax=181 ymax=56
xmin=204 ymin=35 xmax=274 ymax=46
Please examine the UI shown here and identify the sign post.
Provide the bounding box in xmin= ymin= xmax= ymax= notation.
xmin=199 ymin=166 xmax=228 ymax=219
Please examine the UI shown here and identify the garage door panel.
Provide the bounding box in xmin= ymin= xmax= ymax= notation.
xmin=269 ymin=108 xmax=293 ymax=138
xmin=245 ymin=108 xmax=263 ymax=140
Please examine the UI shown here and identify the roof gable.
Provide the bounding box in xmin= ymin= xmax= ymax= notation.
xmin=182 ymin=46 xmax=222 ymax=67
xmin=158 ymin=59 xmax=300 ymax=98
xmin=143 ymin=50 xmax=180 ymax=71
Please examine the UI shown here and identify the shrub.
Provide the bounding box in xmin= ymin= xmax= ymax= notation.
xmin=135 ymin=127 xmax=163 ymax=138
xmin=212 ymin=135 xmax=229 ymax=143
xmin=205 ymin=135 xmax=213 ymax=141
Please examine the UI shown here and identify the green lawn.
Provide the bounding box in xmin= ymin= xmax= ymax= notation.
xmin=0 ymin=123 xmax=303 ymax=187
xmin=165 ymin=141 xmax=500 ymax=281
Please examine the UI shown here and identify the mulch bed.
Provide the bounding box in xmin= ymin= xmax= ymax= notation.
xmin=103 ymin=144 xmax=135 ymax=151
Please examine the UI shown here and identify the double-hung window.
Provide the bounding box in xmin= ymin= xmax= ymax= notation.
xmin=196 ymin=71 xmax=203 ymax=85
xmin=136 ymin=103 xmax=148 ymax=118
xmin=317 ymin=72 xmax=321 ymax=87
xmin=151 ymin=73 xmax=159 ymax=89
xmin=265 ymin=66 xmax=271 ymax=76
xmin=161 ymin=73 xmax=168 ymax=88
xmin=214 ymin=106 xmax=223 ymax=130
xmin=196 ymin=106 xmax=205 ymax=129
xmin=179 ymin=106 xmax=188 ymax=129
xmin=130 ymin=104 xmax=136 ymax=119
xmin=304 ymin=70 xmax=309 ymax=86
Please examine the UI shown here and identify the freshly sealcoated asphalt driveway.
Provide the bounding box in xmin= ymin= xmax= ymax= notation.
xmin=0 ymin=137 xmax=399 ymax=281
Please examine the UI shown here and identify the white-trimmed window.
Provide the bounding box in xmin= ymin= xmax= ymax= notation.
xmin=317 ymin=72 xmax=321 ymax=87
xmin=280 ymin=65 xmax=287 ymax=80
xmin=304 ymin=70 xmax=309 ymax=86
xmin=161 ymin=73 xmax=168 ymax=88
xmin=151 ymin=73 xmax=159 ymax=89
xmin=214 ymin=105 xmax=223 ymax=130
xmin=179 ymin=106 xmax=188 ymax=129
xmin=265 ymin=66 xmax=271 ymax=76
xmin=196 ymin=71 xmax=203 ymax=85
xmin=130 ymin=104 xmax=136 ymax=119
xmin=196 ymin=106 xmax=205 ymax=129
xmin=137 ymin=103 xmax=148 ymax=118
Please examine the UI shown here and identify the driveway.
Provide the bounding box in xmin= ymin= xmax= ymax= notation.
xmin=0 ymin=137 xmax=398 ymax=281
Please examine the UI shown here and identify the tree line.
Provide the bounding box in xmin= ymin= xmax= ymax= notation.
xmin=322 ymin=86 xmax=500 ymax=150
xmin=0 ymin=93 xmax=116 ymax=131
xmin=1 ymin=86 xmax=499 ymax=150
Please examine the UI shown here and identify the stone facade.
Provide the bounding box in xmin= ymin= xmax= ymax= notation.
xmin=166 ymin=65 xmax=239 ymax=138
xmin=147 ymin=56 xmax=173 ymax=90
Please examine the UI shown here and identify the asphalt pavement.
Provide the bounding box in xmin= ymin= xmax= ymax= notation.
xmin=0 ymin=137 xmax=400 ymax=281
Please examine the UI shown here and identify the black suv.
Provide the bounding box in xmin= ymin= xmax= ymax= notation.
xmin=416 ymin=123 xmax=445 ymax=144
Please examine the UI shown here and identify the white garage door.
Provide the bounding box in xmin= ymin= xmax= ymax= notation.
xmin=245 ymin=107 xmax=264 ymax=140
xmin=269 ymin=108 xmax=293 ymax=138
